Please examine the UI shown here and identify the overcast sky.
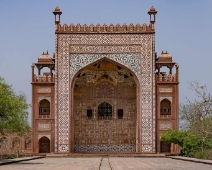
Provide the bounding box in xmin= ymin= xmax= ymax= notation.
xmin=0 ymin=0 xmax=212 ymax=124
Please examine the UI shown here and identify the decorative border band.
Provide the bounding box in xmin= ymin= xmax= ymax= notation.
xmin=70 ymin=45 xmax=141 ymax=54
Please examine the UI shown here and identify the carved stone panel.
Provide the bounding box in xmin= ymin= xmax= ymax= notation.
xmin=159 ymin=88 xmax=172 ymax=93
xmin=55 ymin=34 xmax=155 ymax=153
xmin=38 ymin=123 xmax=51 ymax=131
xmin=159 ymin=122 xmax=172 ymax=130
xmin=38 ymin=88 xmax=51 ymax=93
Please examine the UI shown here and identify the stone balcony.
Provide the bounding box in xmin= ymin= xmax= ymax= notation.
xmin=33 ymin=74 xmax=55 ymax=83
xmin=156 ymin=73 xmax=178 ymax=82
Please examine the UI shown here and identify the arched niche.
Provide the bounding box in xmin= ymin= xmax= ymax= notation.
xmin=0 ymin=137 xmax=8 ymax=149
xmin=12 ymin=137 xmax=20 ymax=149
xmin=39 ymin=136 xmax=50 ymax=153
xmin=25 ymin=137 xmax=31 ymax=149
xmin=70 ymin=58 xmax=138 ymax=153
xmin=160 ymin=99 xmax=171 ymax=115
xmin=39 ymin=99 xmax=50 ymax=117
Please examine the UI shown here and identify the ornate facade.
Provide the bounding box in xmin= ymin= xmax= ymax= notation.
xmin=31 ymin=6 xmax=179 ymax=154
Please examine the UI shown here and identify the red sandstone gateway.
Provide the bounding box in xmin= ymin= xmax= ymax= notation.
xmin=29 ymin=6 xmax=179 ymax=154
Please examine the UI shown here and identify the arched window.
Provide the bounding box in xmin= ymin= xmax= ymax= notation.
xmin=39 ymin=136 xmax=50 ymax=153
xmin=98 ymin=102 xmax=112 ymax=119
xmin=0 ymin=137 xmax=8 ymax=149
xmin=160 ymin=99 xmax=171 ymax=115
xmin=12 ymin=137 xmax=20 ymax=149
xmin=39 ymin=99 xmax=50 ymax=118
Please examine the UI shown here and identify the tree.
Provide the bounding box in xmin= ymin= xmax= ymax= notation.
xmin=0 ymin=77 xmax=30 ymax=136
xmin=161 ymin=81 xmax=212 ymax=159
xmin=180 ymin=81 xmax=212 ymax=154
xmin=161 ymin=130 xmax=201 ymax=157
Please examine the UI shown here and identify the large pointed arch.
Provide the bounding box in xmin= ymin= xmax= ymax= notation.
xmin=69 ymin=57 xmax=141 ymax=153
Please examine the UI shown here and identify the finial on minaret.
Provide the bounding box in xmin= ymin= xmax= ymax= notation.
xmin=53 ymin=6 xmax=62 ymax=24
xmin=148 ymin=6 xmax=157 ymax=24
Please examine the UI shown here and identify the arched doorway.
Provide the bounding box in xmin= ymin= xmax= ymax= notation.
xmin=39 ymin=136 xmax=50 ymax=153
xmin=72 ymin=58 xmax=138 ymax=153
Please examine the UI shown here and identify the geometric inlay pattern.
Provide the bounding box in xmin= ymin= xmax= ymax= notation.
xmin=70 ymin=45 xmax=141 ymax=54
xmin=159 ymin=122 xmax=172 ymax=130
xmin=70 ymin=54 xmax=141 ymax=81
xmin=54 ymin=34 xmax=58 ymax=152
xmin=73 ymin=61 xmax=137 ymax=153
xmin=55 ymin=33 xmax=155 ymax=153
xmin=74 ymin=144 xmax=136 ymax=153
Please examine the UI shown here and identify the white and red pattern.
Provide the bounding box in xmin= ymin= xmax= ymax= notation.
xmin=55 ymin=34 xmax=155 ymax=153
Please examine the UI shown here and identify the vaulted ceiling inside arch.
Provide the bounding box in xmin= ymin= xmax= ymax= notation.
xmin=72 ymin=59 xmax=137 ymax=152
xmin=74 ymin=59 xmax=136 ymax=89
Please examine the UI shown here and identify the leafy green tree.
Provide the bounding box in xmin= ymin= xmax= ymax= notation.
xmin=161 ymin=129 xmax=201 ymax=157
xmin=0 ymin=77 xmax=30 ymax=136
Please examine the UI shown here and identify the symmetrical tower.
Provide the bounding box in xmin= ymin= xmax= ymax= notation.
xmin=155 ymin=51 xmax=179 ymax=153
xmin=31 ymin=52 xmax=55 ymax=153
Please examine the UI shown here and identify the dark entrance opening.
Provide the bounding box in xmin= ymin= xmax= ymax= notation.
xmin=160 ymin=141 xmax=171 ymax=153
xmin=39 ymin=136 xmax=50 ymax=153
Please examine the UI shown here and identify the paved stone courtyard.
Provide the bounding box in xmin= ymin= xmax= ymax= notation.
xmin=0 ymin=157 xmax=211 ymax=170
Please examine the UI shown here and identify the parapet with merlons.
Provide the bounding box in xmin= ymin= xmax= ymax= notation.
xmin=55 ymin=23 xmax=155 ymax=33
xmin=53 ymin=6 xmax=157 ymax=34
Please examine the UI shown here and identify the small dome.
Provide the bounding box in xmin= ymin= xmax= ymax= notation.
xmin=39 ymin=52 xmax=51 ymax=59
xmin=54 ymin=6 xmax=61 ymax=12
xmin=159 ymin=51 xmax=172 ymax=58
xmin=150 ymin=6 xmax=156 ymax=12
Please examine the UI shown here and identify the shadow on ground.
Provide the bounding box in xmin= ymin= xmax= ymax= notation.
xmin=16 ymin=162 xmax=44 ymax=165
